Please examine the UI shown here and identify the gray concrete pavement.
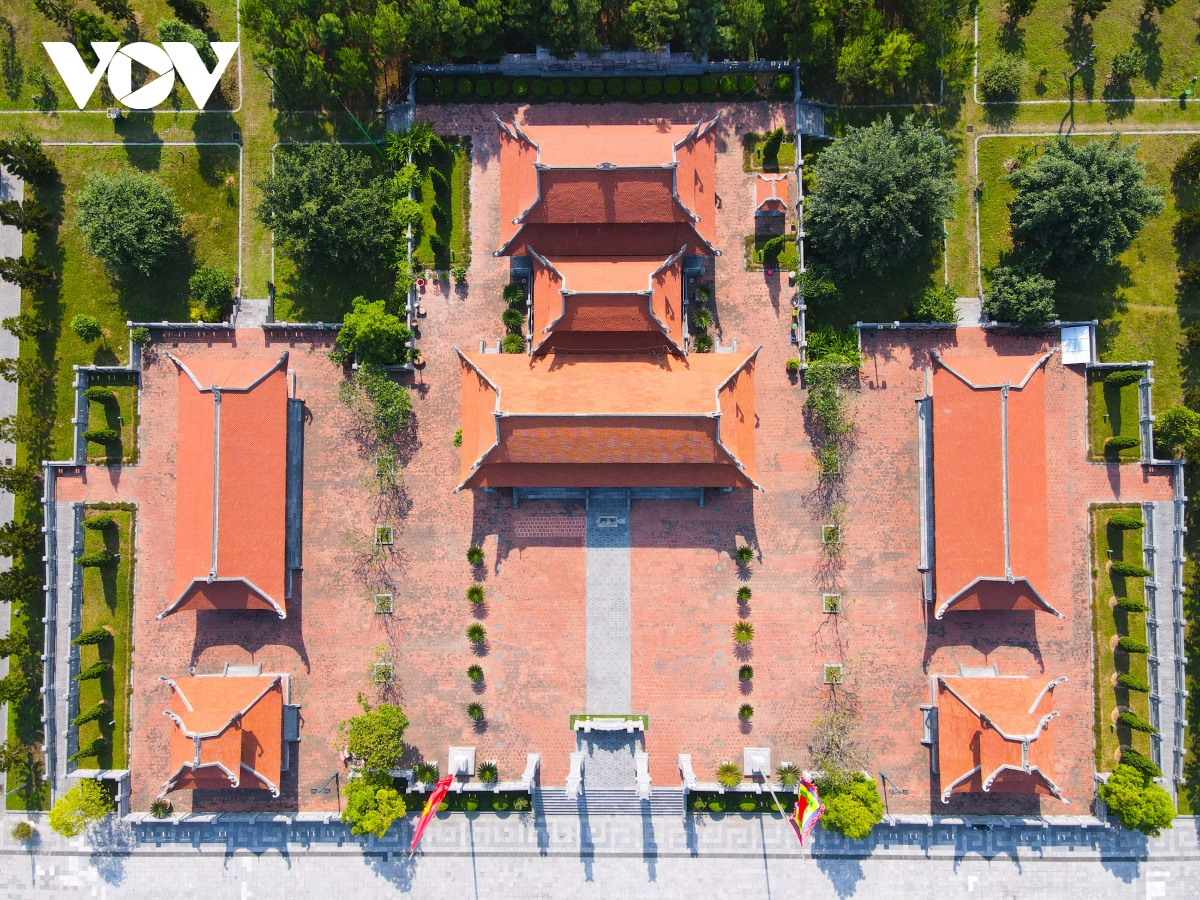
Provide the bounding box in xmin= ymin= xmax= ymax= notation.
xmin=585 ymin=490 xmax=632 ymax=714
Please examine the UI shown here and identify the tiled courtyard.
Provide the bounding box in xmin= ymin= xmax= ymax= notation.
xmin=50 ymin=100 xmax=1177 ymax=817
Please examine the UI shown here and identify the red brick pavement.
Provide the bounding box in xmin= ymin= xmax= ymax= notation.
xmin=51 ymin=103 xmax=1173 ymax=816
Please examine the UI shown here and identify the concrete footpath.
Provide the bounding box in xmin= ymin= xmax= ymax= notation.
xmin=0 ymin=811 xmax=1196 ymax=898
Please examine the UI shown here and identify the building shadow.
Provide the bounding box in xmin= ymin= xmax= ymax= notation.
xmin=922 ymin=610 xmax=1045 ymax=675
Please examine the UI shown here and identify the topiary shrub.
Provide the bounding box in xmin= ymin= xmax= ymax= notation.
xmin=816 ymin=772 xmax=883 ymax=840
xmin=76 ymin=550 xmax=115 ymax=568
xmin=438 ymin=78 xmax=455 ymax=96
xmin=1099 ymin=764 xmax=1175 ymax=836
xmin=71 ymin=314 xmax=103 ymax=343
xmin=683 ymin=77 xmax=699 ymax=95
xmin=475 ymin=80 xmax=491 ymax=98
xmin=82 ymin=513 xmax=115 ymax=530
xmin=773 ymin=73 xmax=793 ymax=94
xmin=738 ymin=703 xmax=754 ymax=720
xmin=1105 ymin=368 xmax=1143 ymax=387
xmin=735 ymin=545 xmax=755 ymax=565
xmin=979 ymin=53 xmax=1024 ymax=102
xmin=626 ymin=77 xmax=642 ymax=96
xmin=1112 ymin=560 xmax=1152 ymax=578
xmin=1117 ymin=597 xmax=1149 ymax=613
xmin=645 ymin=77 xmax=662 ymax=96
xmin=664 ymin=76 xmax=681 ymax=96
xmin=606 ymin=78 xmax=623 ymax=96
xmin=68 ymin=737 xmax=106 ymax=763
xmin=71 ymin=625 xmax=110 ymax=646
xmin=72 ymin=701 xmax=109 ymax=726
xmin=587 ymin=78 xmax=604 ymax=97
xmin=555 ymin=79 xmax=571 ymax=96
xmin=739 ymin=74 xmax=756 ymax=93
xmin=720 ymin=74 xmax=736 ymax=93
xmin=467 ymin=664 xmax=483 ymax=683
xmin=786 ymin=357 xmax=801 ymax=373
xmin=777 ymin=763 xmax=800 ymax=788
xmin=532 ymin=79 xmax=548 ymax=97
xmin=733 ymin=621 xmax=755 ymax=644
xmin=1117 ymin=673 xmax=1151 ymax=692
xmin=1118 ymin=711 xmax=1156 ymax=733
xmin=493 ymin=79 xmax=509 ymax=97
xmin=84 ymin=386 xmax=114 ymax=403
xmin=10 ymin=821 xmax=33 ymax=840
xmin=83 ymin=428 xmax=118 ymax=444
xmin=1119 ymin=747 xmax=1161 ymax=781
xmin=1109 ymin=513 xmax=1145 ymax=530
xmin=75 ymin=661 xmax=111 ymax=681
xmin=513 ymin=79 xmax=528 ymax=97
xmin=416 ymin=77 xmax=434 ymax=99
xmin=130 ymin=326 xmax=152 ymax=347
xmin=1117 ymin=636 xmax=1148 ymax=654
xmin=700 ymin=75 xmax=718 ymax=94
xmin=456 ymin=78 xmax=472 ymax=96
xmin=1105 ymin=435 xmax=1140 ymax=453
xmin=502 ymin=334 xmax=526 ymax=353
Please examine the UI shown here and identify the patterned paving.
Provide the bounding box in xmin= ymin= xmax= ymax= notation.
xmin=514 ymin=517 xmax=587 ymax=540
xmin=586 ymin=490 xmax=633 ymax=715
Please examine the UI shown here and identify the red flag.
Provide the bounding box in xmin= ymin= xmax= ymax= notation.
xmin=410 ymin=775 xmax=452 ymax=853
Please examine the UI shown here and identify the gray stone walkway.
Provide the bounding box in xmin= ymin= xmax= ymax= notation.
xmin=1 ymin=812 xmax=1198 ymax=898
xmin=578 ymin=733 xmax=638 ymax=789
xmin=51 ymin=502 xmax=83 ymax=795
xmin=585 ymin=490 xmax=632 ymax=714
xmin=1146 ymin=500 xmax=1183 ymax=795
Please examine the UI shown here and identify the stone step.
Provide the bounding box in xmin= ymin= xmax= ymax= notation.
xmin=538 ymin=788 xmax=684 ymax=817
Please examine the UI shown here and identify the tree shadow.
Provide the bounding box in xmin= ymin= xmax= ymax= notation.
xmin=1135 ymin=16 xmax=1164 ymax=87
xmin=1063 ymin=17 xmax=1096 ymax=99
xmin=808 ymin=249 xmax=940 ymax=330
xmin=190 ymin=112 xmax=240 ymax=187
xmin=997 ymin=19 xmax=1026 ymax=56
xmin=112 ymin=115 xmax=164 ymax=170
xmin=1 ymin=19 xmax=21 ymax=101
xmin=278 ymin=253 xmax=395 ymax=324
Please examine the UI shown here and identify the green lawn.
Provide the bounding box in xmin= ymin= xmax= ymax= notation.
xmin=22 ymin=145 xmax=237 ymax=462
xmin=74 ymin=505 xmax=135 ymax=770
xmin=742 ymin=132 xmax=797 ymax=173
xmin=977 ymin=0 xmax=1200 ymax=103
xmin=977 ymin=133 xmax=1192 ymax=406
xmin=1087 ymin=371 xmax=1142 ymax=461
xmin=0 ymin=0 xmax=239 ymax=111
xmin=84 ymin=377 xmax=139 ymax=465
xmin=412 ymin=137 xmax=472 ymax=273
xmin=1091 ymin=505 xmax=1152 ymax=774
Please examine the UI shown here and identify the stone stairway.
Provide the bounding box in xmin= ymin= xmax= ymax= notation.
xmin=538 ymin=788 xmax=685 ymax=816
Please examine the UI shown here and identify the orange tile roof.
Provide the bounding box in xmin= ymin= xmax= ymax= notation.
xmin=935 ymin=675 xmax=1067 ymax=803
xmin=755 ymin=174 xmax=789 ymax=213
xmin=456 ymin=350 xmax=759 ymax=490
xmin=496 ymin=116 xmax=720 ymax=255
xmin=160 ymin=352 xmax=289 ymax=619
xmin=931 ymin=350 xmax=1061 ymax=618
xmin=160 ymin=673 xmax=285 ymax=797
xmin=506 ymin=223 xmax=710 ymax=258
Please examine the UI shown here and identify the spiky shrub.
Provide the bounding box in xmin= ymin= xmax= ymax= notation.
xmin=691 ymin=306 xmax=713 ymax=330
xmin=503 ymin=283 xmax=525 ymax=306
xmin=71 ymin=625 xmax=110 ymax=646
xmin=467 ymin=665 xmax=484 ymax=683
xmin=736 ymin=586 xmax=752 ymax=603
xmin=478 ymin=761 xmax=499 ymax=784
xmin=467 ymin=545 xmax=485 ymax=566
xmin=733 ymin=621 xmax=755 ymax=644
xmin=786 ymin=357 xmax=801 ymax=373
xmin=501 ymin=307 xmax=525 ymax=331
xmin=82 ymin=513 xmax=115 ymax=531
xmin=715 ymin=761 xmax=743 ymax=789
xmin=466 ymin=585 xmax=485 ymax=605
xmin=734 ymin=545 xmax=754 ymax=565
xmin=692 ymin=333 xmax=713 ymax=352
xmin=513 ymin=796 xmax=531 ymax=812
xmin=776 ymin=763 xmax=800 ymax=789
xmin=739 ymin=703 xmax=754 ymax=720
xmin=468 ymin=702 xmax=485 ymax=721
xmin=149 ymin=800 xmax=172 ymax=819
xmin=1117 ymin=597 xmax=1149 ymax=613
xmin=467 ymin=623 xmax=487 ymax=644
xmin=501 ymin=334 xmax=525 ymax=354
xmin=739 ymin=665 xmax=754 ymax=682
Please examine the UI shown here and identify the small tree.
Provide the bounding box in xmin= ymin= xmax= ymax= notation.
xmin=1155 ymin=406 xmax=1200 ymax=458
xmin=336 ymin=297 xmax=412 ymax=366
xmin=72 ymin=625 xmax=111 ymax=646
xmin=0 ymin=464 xmax=40 ymax=498
xmin=189 ymin=267 xmax=234 ymax=320
xmin=0 ymin=673 xmax=27 ymax=704
xmin=979 ymin=54 xmax=1024 ymax=102
xmin=48 ymin=779 xmax=114 ymax=837
xmin=156 ymin=18 xmax=217 ymax=67
xmin=0 ymin=256 xmax=57 ymax=289
xmin=0 ymin=521 xmax=40 ymax=558
xmin=0 ymin=200 xmax=49 ymax=233
xmin=0 ymin=127 xmax=56 ymax=183
xmin=77 ymin=171 xmax=182 ymax=275
xmin=1007 ymin=136 xmax=1163 ymax=273
xmin=816 ymin=771 xmax=884 ymax=840
xmin=342 ymin=771 xmax=406 ymax=837
xmin=983 ymin=266 xmax=1056 ymax=326
xmin=911 ymin=285 xmax=959 ymax=323
xmin=806 ymin=116 xmax=956 ymax=275
xmin=70 ymin=315 xmax=103 ymax=343
xmin=75 ymin=661 xmax=112 ymax=681
xmin=337 ymin=699 xmax=408 ymax=772
xmin=1099 ymin=764 xmax=1174 ymax=836
xmin=77 ymin=550 xmax=116 ymax=568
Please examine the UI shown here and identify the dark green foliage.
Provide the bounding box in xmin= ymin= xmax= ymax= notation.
xmin=0 ymin=673 xmax=27 ymax=704
xmin=1154 ymin=406 xmax=1200 ymax=457
xmin=478 ymin=761 xmax=498 ymax=783
xmin=664 ymin=77 xmax=681 ymax=95
xmin=1099 ymin=765 xmax=1174 ymax=836
xmin=0 ymin=127 xmax=55 ymax=183
xmin=807 ymin=116 xmax=956 ymax=275
xmin=83 ymin=513 xmax=115 ymax=531
xmin=131 ymin=327 xmax=152 ymax=348
xmin=1119 ymin=748 xmax=1161 ymax=781
xmin=76 ymin=550 xmax=116 ymax=568
xmin=467 ymin=545 xmax=484 ymax=565
xmin=738 ymin=703 xmax=754 ymax=720
xmin=167 ymin=0 xmax=210 ymax=28
xmin=467 ymin=701 xmax=485 ymax=720
xmin=1007 ymin=136 xmax=1163 ymax=273
xmin=71 ymin=315 xmax=103 ymax=343
xmin=149 ymin=800 xmax=172 ymax=818
xmin=1105 ymin=369 xmax=1143 ymax=388
xmin=739 ymin=75 xmax=756 ymax=93
xmin=568 ymin=78 xmax=584 ymax=96
xmin=692 ymin=333 xmax=712 ymax=352
xmin=762 ymin=127 xmax=785 ymax=162
xmin=739 ymin=665 xmax=753 ymax=681
xmin=347 ymin=363 xmax=412 ymax=442
xmin=816 ymin=771 xmax=884 ymax=840
xmin=911 ymin=285 xmax=959 ymax=323
xmin=67 ymin=737 xmax=106 ymax=763
xmin=467 ymin=623 xmax=486 ymax=644
xmin=157 ymin=19 xmax=217 ymax=68
xmin=683 ymin=77 xmax=699 ymax=95
xmin=457 ymin=79 xmax=472 ymax=95
xmin=257 ymin=143 xmax=395 ymax=271
xmin=1004 ymin=0 xmax=1037 ymax=20
xmin=532 ymin=80 xmax=549 ymax=96
xmin=0 ymin=629 xmax=28 ymax=658
xmin=76 ymin=171 xmax=182 ymax=276
xmin=983 ymin=266 xmax=1056 ymax=326
xmin=777 ymin=763 xmax=800 ymax=788
xmin=413 ymin=761 xmax=439 ymax=783
xmin=1117 ymin=596 xmax=1149 ymax=612
xmin=416 ymin=77 xmax=434 ymax=98
xmin=1105 ymin=435 xmax=1141 ymax=453
xmin=84 ymin=387 xmax=114 ymax=404
xmin=466 ymin=584 xmax=485 ymax=605
xmin=0 ymin=464 xmax=41 ymax=498
xmin=502 ymin=334 xmax=525 ymax=354
xmin=979 ymin=54 xmax=1023 ymax=101
xmin=342 ymin=771 xmax=406 ymax=837
xmin=71 ymin=626 xmax=110 ymax=646
xmin=1112 ymin=560 xmax=1152 ymax=578
xmin=0 ymin=521 xmax=40 ymax=559
xmin=339 ymin=701 xmax=409 ymax=772
xmin=1117 ymin=673 xmax=1151 ymax=693
xmin=737 ymin=586 xmax=752 ymax=602
xmin=1174 ymin=140 xmax=1200 ymax=182
xmin=513 ymin=79 xmax=528 ymax=96
xmin=189 ymin=268 xmax=234 ymax=318
xmin=773 ymin=74 xmax=793 ymax=94
xmin=72 ymin=702 xmax=110 ymax=727
xmin=467 ymin=665 xmax=483 ymax=683
xmin=700 ymin=75 xmax=717 ymax=94
xmin=806 ymin=326 xmax=861 ymax=365
xmin=1118 ymin=711 xmax=1156 ymax=733
xmin=645 ymin=77 xmax=662 ymax=95
xmin=1109 ymin=49 xmax=1146 ymax=86
xmin=503 ymin=283 xmax=525 ymax=306
xmin=1108 ymin=513 xmax=1145 ymax=530
xmin=588 ymin=79 xmax=603 ymax=96
xmin=75 ymin=661 xmax=112 ymax=681
xmin=83 ymin=428 xmax=118 ymax=444
xmin=0 ymin=256 xmax=58 ymax=289
xmin=1117 ymin=636 xmax=1149 ymax=654
xmin=475 ymin=80 xmax=491 ymax=97
xmin=502 ymin=308 xmax=525 ymax=332
xmin=607 ymin=78 xmax=623 ymax=96
xmin=626 ymin=78 xmax=642 ymax=96
xmin=720 ymin=74 xmax=736 ymax=93
xmin=336 ymin=297 xmax=412 ymax=366
xmin=0 ymin=200 xmax=48 ymax=233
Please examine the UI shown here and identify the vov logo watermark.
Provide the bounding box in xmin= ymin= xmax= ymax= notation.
xmin=43 ymin=41 xmax=238 ymax=110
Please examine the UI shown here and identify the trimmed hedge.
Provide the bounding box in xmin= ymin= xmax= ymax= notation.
xmin=531 ymin=79 xmax=547 ymax=96
xmin=84 ymin=386 xmax=114 ymax=403
xmin=1117 ymin=673 xmax=1151 ymax=693
xmin=1119 ymin=747 xmax=1161 ymax=780
xmin=587 ymin=78 xmax=604 ymax=96
xmin=71 ymin=625 xmax=110 ymax=646
xmin=1117 ymin=636 xmax=1148 ymax=654
xmin=456 ymin=78 xmax=472 ymax=95
xmin=739 ymin=74 xmax=756 ymax=92
xmin=513 ymin=78 xmax=528 ymax=97
xmin=569 ymin=78 xmax=585 ymax=96
xmin=1108 ymin=513 xmax=1145 ymax=530
xmin=75 ymin=661 xmax=111 ymax=681
xmin=475 ymin=80 xmax=492 ymax=97
xmin=645 ymin=77 xmax=662 ymax=95
xmin=1105 ymin=369 xmax=1143 ymax=387
xmin=1116 ymin=596 xmax=1149 ymax=613
xmin=700 ymin=75 xmax=718 ymax=94
xmin=72 ymin=701 xmax=109 ymax=727
xmin=774 ymin=73 xmax=793 ymax=93
xmin=1111 ymin=560 xmax=1152 ymax=578
xmin=626 ymin=77 xmax=642 ymax=96
xmin=76 ymin=550 xmax=116 ymax=568
xmin=683 ymin=77 xmax=699 ymax=95
xmin=83 ymin=428 xmax=118 ymax=444
xmin=607 ymin=77 xmax=623 ymax=96
xmin=493 ymin=79 xmax=508 ymax=97
xmin=82 ymin=513 xmax=115 ymax=531
xmin=438 ymin=78 xmax=455 ymax=95
xmin=1105 ymin=435 xmax=1140 ymax=452
xmin=1118 ymin=711 xmax=1157 ymax=733
xmin=720 ymin=74 xmax=736 ymax=93
xmin=416 ymin=77 xmax=434 ymax=98
xmin=664 ymin=76 xmax=681 ymax=95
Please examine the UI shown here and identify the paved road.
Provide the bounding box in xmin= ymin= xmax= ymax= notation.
xmin=1 ymin=811 xmax=1198 ymax=898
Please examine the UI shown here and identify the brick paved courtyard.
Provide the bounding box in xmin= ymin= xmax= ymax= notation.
xmin=50 ymin=100 xmax=1177 ymax=818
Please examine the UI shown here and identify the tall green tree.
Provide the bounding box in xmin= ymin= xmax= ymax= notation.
xmin=49 ymin=779 xmax=114 ymax=837
xmin=76 ymin=171 xmax=183 ymax=275
xmin=806 ymin=115 xmax=956 ymax=275
xmin=1007 ymin=136 xmax=1163 ymax=273
xmin=627 ymin=0 xmax=680 ymax=51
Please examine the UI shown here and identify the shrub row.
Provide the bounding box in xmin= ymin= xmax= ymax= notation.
xmin=415 ymin=73 xmax=793 ymax=103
